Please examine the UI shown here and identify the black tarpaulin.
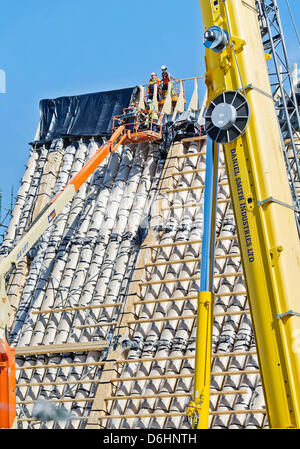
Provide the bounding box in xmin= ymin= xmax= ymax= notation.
xmin=38 ymin=86 xmax=138 ymax=142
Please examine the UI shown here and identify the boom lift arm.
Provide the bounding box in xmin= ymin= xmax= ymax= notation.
xmin=191 ymin=0 xmax=300 ymax=428
xmin=0 ymin=125 xmax=127 ymax=428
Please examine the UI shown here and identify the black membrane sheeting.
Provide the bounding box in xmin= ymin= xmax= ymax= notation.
xmin=38 ymin=86 xmax=138 ymax=143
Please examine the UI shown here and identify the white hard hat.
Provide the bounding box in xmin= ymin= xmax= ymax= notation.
xmin=161 ymin=65 xmax=167 ymax=70
xmin=151 ymin=72 xmax=156 ymax=76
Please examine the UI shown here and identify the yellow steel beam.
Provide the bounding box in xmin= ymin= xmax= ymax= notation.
xmin=198 ymin=0 xmax=300 ymax=428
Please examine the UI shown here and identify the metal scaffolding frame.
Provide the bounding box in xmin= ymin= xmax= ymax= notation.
xmin=256 ymin=0 xmax=300 ymax=233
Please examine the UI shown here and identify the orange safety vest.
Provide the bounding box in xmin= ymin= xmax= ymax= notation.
xmin=147 ymin=76 xmax=161 ymax=93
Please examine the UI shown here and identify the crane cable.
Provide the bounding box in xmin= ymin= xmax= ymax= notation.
xmin=285 ymin=0 xmax=300 ymax=47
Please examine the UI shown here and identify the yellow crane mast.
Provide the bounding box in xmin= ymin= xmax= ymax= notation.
xmin=188 ymin=0 xmax=300 ymax=429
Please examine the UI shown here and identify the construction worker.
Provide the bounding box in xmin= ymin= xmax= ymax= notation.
xmin=138 ymin=108 xmax=149 ymax=129
xmin=161 ymin=65 xmax=171 ymax=98
xmin=146 ymin=100 xmax=160 ymax=132
xmin=147 ymin=72 xmax=161 ymax=101
xmin=122 ymin=104 xmax=139 ymax=133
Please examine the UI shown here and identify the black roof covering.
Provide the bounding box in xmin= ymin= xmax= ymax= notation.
xmin=37 ymin=86 xmax=138 ymax=143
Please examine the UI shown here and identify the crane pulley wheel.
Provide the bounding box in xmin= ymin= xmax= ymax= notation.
xmin=205 ymin=90 xmax=250 ymax=143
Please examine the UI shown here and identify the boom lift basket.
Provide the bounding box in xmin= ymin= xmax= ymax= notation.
xmin=112 ymin=106 xmax=163 ymax=144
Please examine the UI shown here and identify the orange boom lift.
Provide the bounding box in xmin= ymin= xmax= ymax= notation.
xmin=0 ymin=118 xmax=163 ymax=427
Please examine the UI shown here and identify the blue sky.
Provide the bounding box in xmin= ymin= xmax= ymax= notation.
xmin=0 ymin=0 xmax=299 ymax=223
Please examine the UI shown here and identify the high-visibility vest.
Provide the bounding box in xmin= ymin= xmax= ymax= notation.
xmin=147 ymin=76 xmax=161 ymax=93
xmin=148 ymin=103 xmax=158 ymax=121
xmin=162 ymin=71 xmax=171 ymax=85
